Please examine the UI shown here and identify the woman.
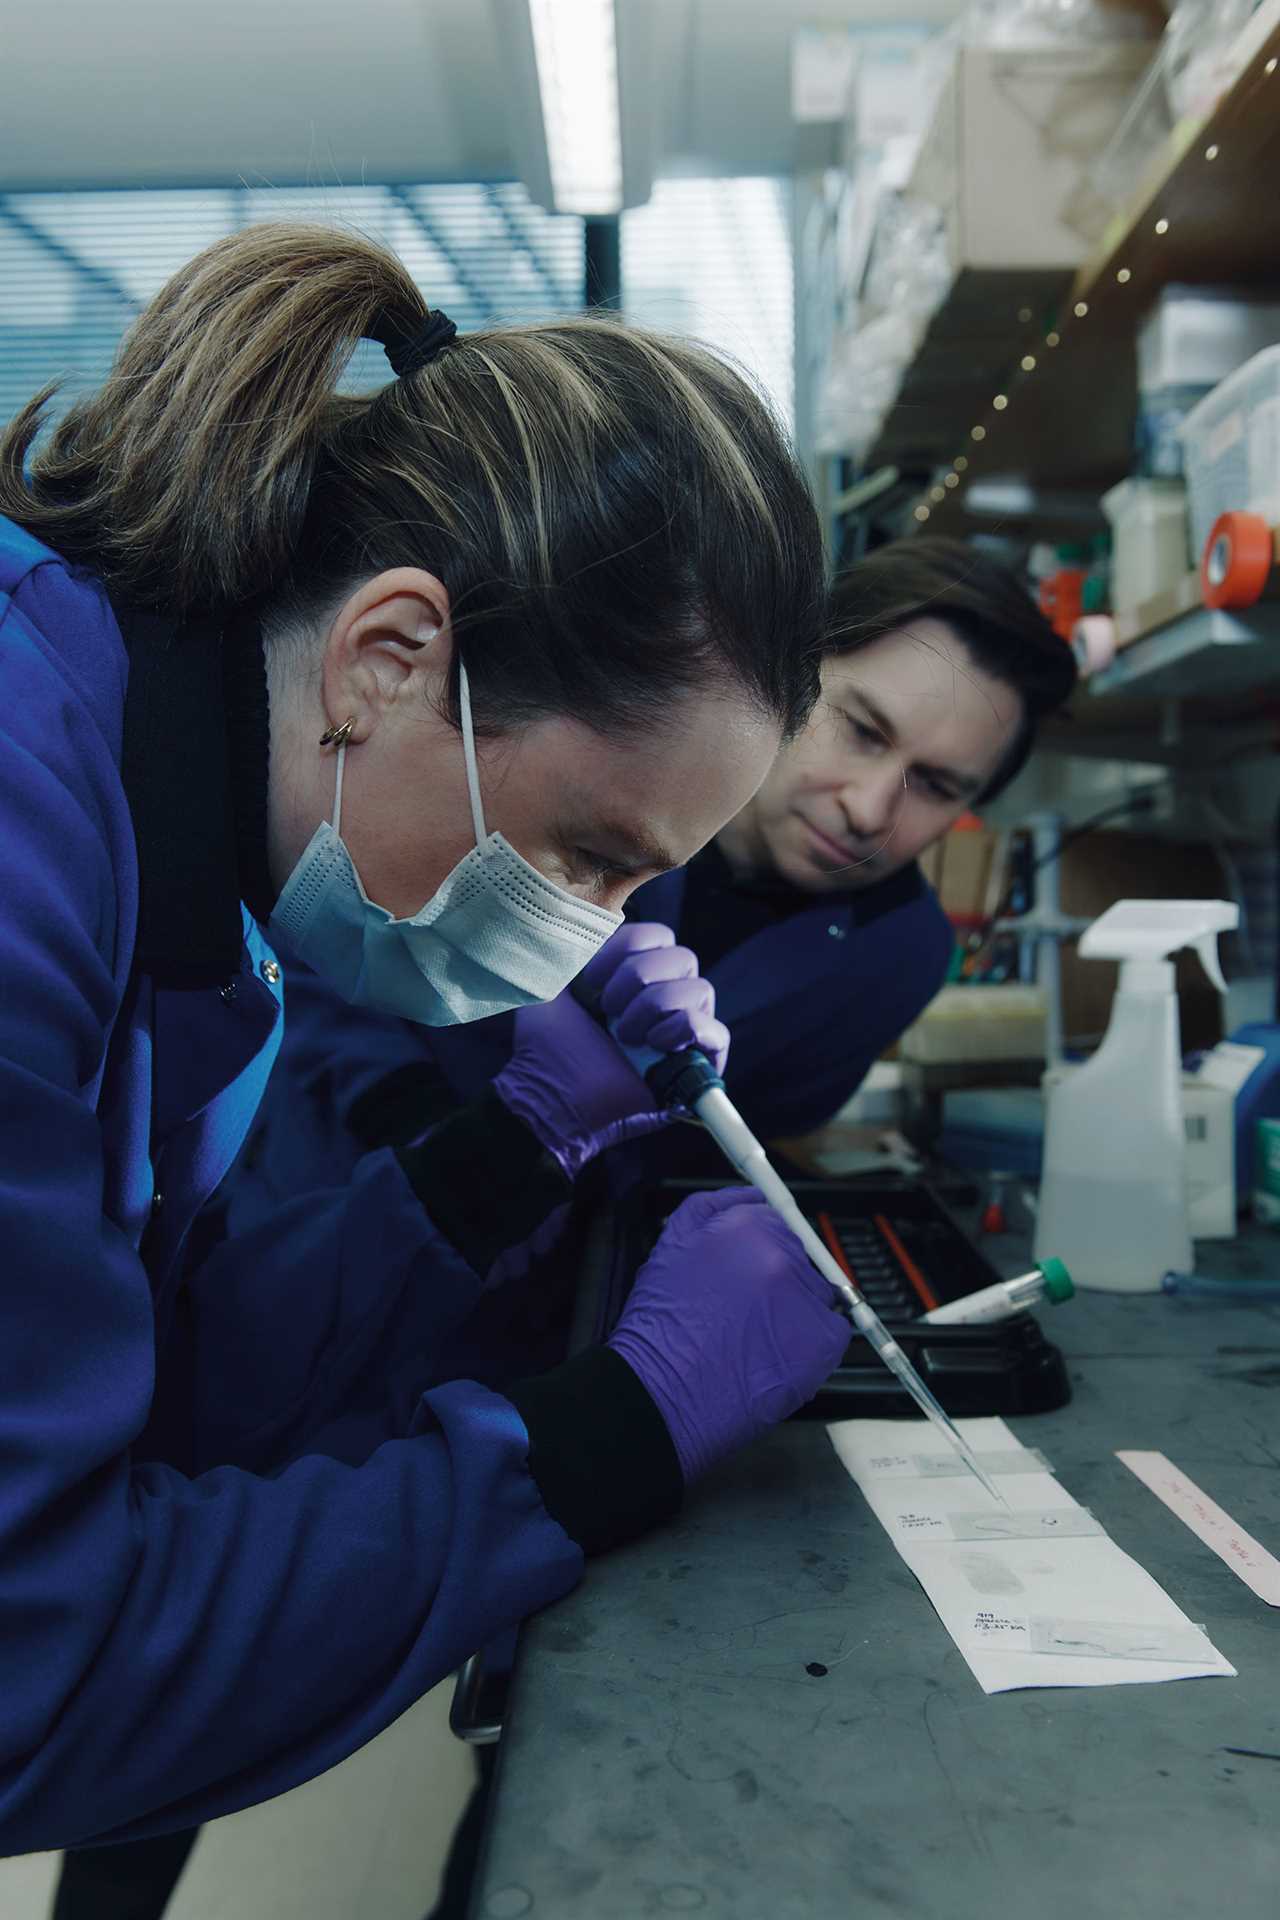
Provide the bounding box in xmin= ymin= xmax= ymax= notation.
xmin=0 ymin=224 xmax=850 ymax=1856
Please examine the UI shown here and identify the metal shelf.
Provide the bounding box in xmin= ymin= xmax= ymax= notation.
xmin=1089 ymin=604 xmax=1280 ymax=699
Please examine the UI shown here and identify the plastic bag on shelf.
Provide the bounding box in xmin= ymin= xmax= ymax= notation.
xmin=1076 ymin=0 xmax=1256 ymax=235
xmin=1162 ymin=0 xmax=1256 ymax=121
xmin=863 ymin=197 xmax=949 ymax=320
xmin=1082 ymin=44 xmax=1175 ymax=227
xmin=963 ymin=0 xmax=1158 ymax=47
xmin=812 ymin=179 xmax=950 ymax=461
xmin=817 ymin=190 xmax=950 ymax=460
xmin=862 ymin=195 xmax=951 ymax=324
xmin=814 ymin=309 xmax=928 ymax=461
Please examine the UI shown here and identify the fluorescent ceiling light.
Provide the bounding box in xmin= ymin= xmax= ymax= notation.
xmin=527 ymin=0 xmax=623 ymax=215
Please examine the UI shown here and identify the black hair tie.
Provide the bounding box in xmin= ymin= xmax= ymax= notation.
xmin=368 ymin=307 xmax=458 ymax=380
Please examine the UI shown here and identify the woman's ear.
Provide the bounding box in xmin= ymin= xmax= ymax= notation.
xmin=320 ymin=568 xmax=453 ymax=742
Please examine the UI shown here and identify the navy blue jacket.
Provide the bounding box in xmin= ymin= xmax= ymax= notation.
xmin=244 ymin=846 xmax=954 ymax=1212
xmin=0 ymin=520 xmax=676 ymax=1853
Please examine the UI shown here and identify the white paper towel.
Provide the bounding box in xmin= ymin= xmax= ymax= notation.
xmin=829 ymin=1415 xmax=1236 ymax=1694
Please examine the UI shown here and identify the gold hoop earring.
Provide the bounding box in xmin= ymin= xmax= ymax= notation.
xmin=319 ymin=717 xmax=355 ymax=749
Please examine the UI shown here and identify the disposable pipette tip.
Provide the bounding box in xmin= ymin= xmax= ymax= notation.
xmin=951 ymin=1433 xmax=1009 ymax=1508
xmin=922 ymin=1404 xmax=1010 ymax=1508
xmin=839 ymin=1300 xmax=1010 ymax=1507
xmin=917 ymin=1408 xmax=1009 ymax=1509
xmin=690 ymin=1083 xmax=1011 ymax=1506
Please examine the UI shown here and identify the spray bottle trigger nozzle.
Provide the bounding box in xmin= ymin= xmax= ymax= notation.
xmin=1195 ymin=934 xmax=1228 ymax=995
xmin=1078 ymin=900 xmax=1238 ymax=986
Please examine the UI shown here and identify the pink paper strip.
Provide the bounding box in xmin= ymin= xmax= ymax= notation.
xmin=1117 ymin=1450 xmax=1280 ymax=1608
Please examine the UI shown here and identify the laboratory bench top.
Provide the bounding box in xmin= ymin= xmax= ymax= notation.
xmin=472 ymin=1282 xmax=1280 ymax=1920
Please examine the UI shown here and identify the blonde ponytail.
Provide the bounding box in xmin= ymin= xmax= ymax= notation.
xmin=1 ymin=220 xmax=824 ymax=740
xmin=0 ymin=224 xmax=429 ymax=607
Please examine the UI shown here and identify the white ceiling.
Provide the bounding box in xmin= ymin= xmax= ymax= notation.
xmin=0 ymin=0 xmax=964 ymax=192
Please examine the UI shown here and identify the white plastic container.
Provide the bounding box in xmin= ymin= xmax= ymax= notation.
xmin=1100 ymin=477 xmax=1189 ymax=614
xmin=1035 ymin=900 xmax=1238 ymax=1293
xmin=1138 ymin=285 xmax=1280 ymax=394
xmin=899 ymin=984 xmax=1047 ymax=1067
xmin=1179 ymin=345 xmax=1280 ymax=562
xmin=1044 ymin=1062 xmax=1238 ymax=1241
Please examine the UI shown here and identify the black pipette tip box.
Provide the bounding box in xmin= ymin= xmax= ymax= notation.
xmin=593 ymin=1176 xmax=1071 ymax=1421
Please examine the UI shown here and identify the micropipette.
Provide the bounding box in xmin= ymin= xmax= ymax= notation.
xmin=578 ymin=1001 xmax=1008 ymax=1507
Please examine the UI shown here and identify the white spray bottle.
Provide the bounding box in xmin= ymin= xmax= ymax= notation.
xmin=1035 ymin=899 xmax=1238 ymax=1292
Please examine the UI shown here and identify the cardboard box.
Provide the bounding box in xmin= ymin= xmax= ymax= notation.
xmin=909 ymin=40 xmax=1154 ymax=273
xmin=921 ymin=819 xmax=1002 ymax=931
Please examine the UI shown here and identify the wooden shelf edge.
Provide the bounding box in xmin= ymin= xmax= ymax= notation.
xmin=910 ymin=0 xmax=1280 ymax=538
xmin=1072 ymin=0 xmax=1280 ymax=303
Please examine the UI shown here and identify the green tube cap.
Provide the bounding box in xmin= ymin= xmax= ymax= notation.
xmin=1038 ymin=1257 xmax=1074 ymax=1304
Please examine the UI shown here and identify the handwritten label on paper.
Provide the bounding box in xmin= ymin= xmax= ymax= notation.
xmin=1117 ymin=1451 xmax=1280 ymax=1607
xmin=969 ymin=1610 xmax=1033 ymax=1648
xmin=864 ymin=1454 xmax=918 ymax=1479
xmin=890 ymin=1510 xmax=952 ymax=1537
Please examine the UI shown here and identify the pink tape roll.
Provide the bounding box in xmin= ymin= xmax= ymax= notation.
xmin=1071 ymin=615 xmax=1116 ymax=676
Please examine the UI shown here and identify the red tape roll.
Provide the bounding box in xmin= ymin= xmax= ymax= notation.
xmin=1202 ymin=511 xmax=1274 ymax=610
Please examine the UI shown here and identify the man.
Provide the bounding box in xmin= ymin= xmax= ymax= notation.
xmin=241 ymin=537 xmax=1076 ymax=1194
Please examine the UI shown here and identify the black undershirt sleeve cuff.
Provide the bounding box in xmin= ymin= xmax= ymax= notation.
xmin=507 ymin=1347 xmax=684 ymax=1556
xmin=396 ymin=1086 xmax=572 ymax=1275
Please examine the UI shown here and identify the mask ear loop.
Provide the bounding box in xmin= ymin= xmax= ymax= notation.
xmin=326 ymin=667 xmax=485 ymax=848
xmin=457 ymin=659 xmax=488 ymax=844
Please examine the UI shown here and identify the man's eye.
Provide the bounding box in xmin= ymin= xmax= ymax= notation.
xmin=846 ymin=714 xmax=886 ymax=750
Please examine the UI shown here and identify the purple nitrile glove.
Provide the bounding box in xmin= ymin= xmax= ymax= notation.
xmin=493 ymin=922 xmax=730 ymax=1181
xmin=607 ymin=1186 xmax=851 ymax=1484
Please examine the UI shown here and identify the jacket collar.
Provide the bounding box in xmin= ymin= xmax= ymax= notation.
xmin=116 ymin=601 xmax=266 ymax=987
xmin=631 ymin=850 xmax=929 ymax=1031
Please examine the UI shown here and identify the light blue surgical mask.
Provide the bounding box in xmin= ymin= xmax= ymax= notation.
xmin=269 ymin=664 xmax=623 ymax=1024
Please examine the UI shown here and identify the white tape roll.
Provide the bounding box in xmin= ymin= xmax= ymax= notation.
xmin=1071 ymin=615 xmax=1116 ymax=676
